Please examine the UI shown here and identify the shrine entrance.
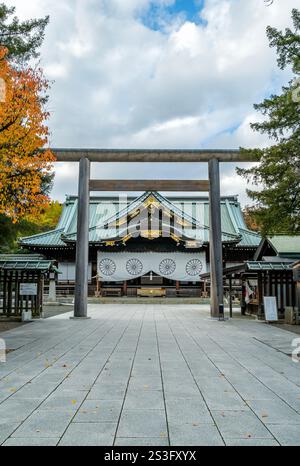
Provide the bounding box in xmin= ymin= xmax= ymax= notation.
xmin=53 ymin=149 xmax=255 ymax=319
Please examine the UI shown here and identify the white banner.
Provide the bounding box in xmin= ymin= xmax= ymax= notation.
xmin=97 ymin=251 xmax=206 ymax=282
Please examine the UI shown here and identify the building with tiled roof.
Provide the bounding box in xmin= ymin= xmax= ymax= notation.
xmin=19 ymin=192 xmax=261 ymax=297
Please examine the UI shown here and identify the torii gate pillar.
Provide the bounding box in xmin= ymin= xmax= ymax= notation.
xmin=208 ymin=158 xmax=224 ymax=318
xmin=72 ymin=157 xmax=90 ymax=319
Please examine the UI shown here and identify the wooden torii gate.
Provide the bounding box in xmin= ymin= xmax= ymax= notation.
xmin=53 ymin=149 xmax=254 ymax=319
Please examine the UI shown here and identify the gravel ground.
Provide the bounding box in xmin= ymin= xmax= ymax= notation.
xmin=271 ymin=322 xmax=300 ymax=336
xmin=42 ymin=305 xmax=74 ymax=319
xmin=0 ymin=321 xmax=27 ymax=333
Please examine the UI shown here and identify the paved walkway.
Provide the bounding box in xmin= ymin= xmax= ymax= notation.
xmin=0 ymin=305 xmax=300 ymax=446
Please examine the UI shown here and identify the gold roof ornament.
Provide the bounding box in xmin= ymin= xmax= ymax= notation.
xmin=141 ymin=230 xmax=160 ymax=239
xmin=104 ymin=241 xmax=116 ymax=246
xmin=122 ymin=233 xmax=132 ymax=245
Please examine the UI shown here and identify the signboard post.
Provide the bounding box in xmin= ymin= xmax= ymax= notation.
xmin=19 ymin=283 xmax=37 ymax=296
xmin=263 ymin=296 xmax=278 ymax=322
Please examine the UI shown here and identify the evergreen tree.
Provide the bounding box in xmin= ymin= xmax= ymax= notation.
xmin=0 ymin=3 xmax=49 ymax=64
xmin=237 ymin=9 xmax=300 ymax=236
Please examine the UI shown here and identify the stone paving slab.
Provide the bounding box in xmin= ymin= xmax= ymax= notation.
xmin=117 ymin=409 xmax=168 ymax=438
xmin=168 ymin=423 xmax=224 ymax=446
xmin=225 ymin=438 xmax=280 ymax=446
xmin=1 ymin=304 xmax=300 ymax=446
xmin=211 ymin=410 xmax=273 ymax=440
xmin=123 ymin=389 xmax=165 ymax=410
xmin=59 ymin=422 xmax=116 ymax=446
xmin=246 ymin=399 xmax=300 ymax=425
xmin=74 ymin=399 xmax=122 ymax=422
xmin=11 ymin=410 xmax=74 ymax=438
xmin=3 ymin=437 xmax=60 ymax=446
xmin=115 ymin=437 xmax=169 ymax=446
xmin=266 ymin=424 xmax=300 ymax=446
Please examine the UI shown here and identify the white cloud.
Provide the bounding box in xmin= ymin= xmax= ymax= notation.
xmin=4 ymin=0 xmax=296 ymax=205
xmin=44 ymin=62 xmax=69 ymax=78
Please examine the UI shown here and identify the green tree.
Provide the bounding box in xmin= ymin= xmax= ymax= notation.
xmin=0 ymin=201 xmax=62 ymax=253
xmin=237 ymin=8 xmax=300 ymax=236
xmin=25 ymin=200 xmax=62 ymax=231
xmin=0 ymin=3 xmax=49 ymax=64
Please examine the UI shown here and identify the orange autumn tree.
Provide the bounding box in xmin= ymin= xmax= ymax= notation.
xmin=0 ymin=46 xmax=55 ymax=221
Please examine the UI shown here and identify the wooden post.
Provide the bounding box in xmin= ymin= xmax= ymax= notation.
xmin=123 ymin=280 xmax=127 ymax=296
xmin=203 ymin=279 xmax=207 ymax=297
xmin=7 ymin=271 xmax=12 ymax=317
xmin=208 ymin=158 xmax=224 ymax=318
xmin=96 ymin=277 xmax=100 ymax=297
xmin=73 ymin=157 xmax=90 ymax=319
xmin=257 ymin=272 xmax=264 ymax=319
xmin=41 ymin=275 xmax=44 ymax=317
xmin=268 ymin=272 xmax=273 ymax=296
xmin=285 ymin=271 xmax=289 ymax=306
xmin=14 ymin=271 xmax=19 ymax=316
xmin=279 ymin=272 xmax=284 ymax=312
xmin=229 ymin=276 xmax=233 ymax=318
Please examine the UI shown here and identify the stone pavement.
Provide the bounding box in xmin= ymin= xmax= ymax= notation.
xmin=0 ymin=304 xmax=300 ymax=446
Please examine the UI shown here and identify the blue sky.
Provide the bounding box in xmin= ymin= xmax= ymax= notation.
xmin=141 ymin=0 xmax=206 ymax=30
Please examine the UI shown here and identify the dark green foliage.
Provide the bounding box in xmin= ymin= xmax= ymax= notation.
xmin=0 ymin=3 xmax=49 ymax=64
xmin=0 ymin=214 xmax=39 ymax=253
xmin=238 ymin=9 xmax=300 ymax=236
xmin=0 ymin=201 xmax=62 ymax=253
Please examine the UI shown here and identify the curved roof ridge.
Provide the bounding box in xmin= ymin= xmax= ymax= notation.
xmin=20 ymin=227 xmax=64 ymax=242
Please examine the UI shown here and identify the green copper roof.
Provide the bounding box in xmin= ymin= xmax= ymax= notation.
xmin=0 ymin=259 xmax=58 ymax=272
xmin=0 ymin=254 xmax=45 ymax=261
xmin=20 ymin=192 xmax=261 ymax=249
xmin=20 ymin=228 xmax=67 ymax=247
xmin=254 ymin=235 xmax=300 ymax=260
xmin=246 ymin=261 xmax=292 ymax=271
xmin=268 ymin=235 xmax=300 ymax=256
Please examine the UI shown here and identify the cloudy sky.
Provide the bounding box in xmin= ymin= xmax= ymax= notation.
xmin=6 ymin=0 xmax=295 ymax=205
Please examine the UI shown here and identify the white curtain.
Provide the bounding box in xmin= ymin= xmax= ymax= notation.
xmin=97 ymin=251 xmax=206 ymax=282
xmin=58 ymin=262 xmax=92 ymax=282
